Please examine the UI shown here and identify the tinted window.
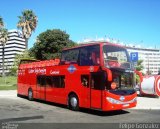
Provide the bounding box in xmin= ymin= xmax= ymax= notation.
xmin=80 ymin=45 xmax=100 ymax=66
xmin=50 ymin=76 xmax=65 ymax=88
xmin=37 ymin=75 xmax=65 ymax=88
xmin=61 ymin=49 xmax=79 ymax=65
xmin=37 ymin=76 xmax=46 ymax=87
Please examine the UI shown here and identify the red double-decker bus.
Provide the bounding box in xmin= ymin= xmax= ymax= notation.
xmin=17 ymin=42 xmax=137 ymax=111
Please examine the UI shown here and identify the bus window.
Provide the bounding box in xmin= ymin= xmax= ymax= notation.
xmin=52 ymin=76 xmax=65 ymax=88
xmin=46 ymin=76 xmax=53 ymax=87
xmin=61 ymin=49 xmax=79 ymax=65
xmin=81 ymin=75 xmax=89 ymax=87
xmin=37 ymin=75 xmax=65 ymax=88
xmin=80 ymin=45 xmax=100 ymax=66
xmin=37 ymin=76 xmax=46 ymax=87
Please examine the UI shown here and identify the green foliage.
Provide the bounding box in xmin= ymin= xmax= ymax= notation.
xmin=0 ymin=28 xmax=8 ymax=44
xmin=135 ymin=74 xmax=140 ymax=84
xmin=17 ymin=9 xmax=38 ymax=49
xmin=135 ymin=60 xmax=144 ymax=71
xmin=29 ymin=29 xmax=76 ymax=60
xmin=0 ymin=85 xmax=17 ymax=90
xmin=0 ymin=17 xmax=8 ymax=77
xmin=0 ymin=16 xmax=4 ymax=28
xmin=14 ymin=50 xmax=34 ymax=66
xmin=0 ymin=76 xmax=17 ymax=87
xmin=8 ymin=51 xmax=34 ymax=76
xmin=0 ymin=76 xmax=17 ymax=90
xmin=8 ymin=67 xmax=17 ymax=76
xmin=134 ymin=60 xmax=144 ymax=83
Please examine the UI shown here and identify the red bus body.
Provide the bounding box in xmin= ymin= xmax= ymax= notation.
xmin=17 ymin=42 xmax=137 ymax=111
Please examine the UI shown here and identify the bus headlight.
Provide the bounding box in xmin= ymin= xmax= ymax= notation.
xmin=106 ymin=97 xmax=121 ymax=104
xmin=106 ymin=97 xmax=137 ymax=104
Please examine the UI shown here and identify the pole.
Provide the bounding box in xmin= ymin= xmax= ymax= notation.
xmin=2 ymin=43 xmax=5 ymax=77
xmin=147 ymin=54 xmax=149 ymax=75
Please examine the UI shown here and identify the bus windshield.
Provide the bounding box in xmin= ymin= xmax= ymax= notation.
xmin=103 ymin=45 xmax=131 ymax=69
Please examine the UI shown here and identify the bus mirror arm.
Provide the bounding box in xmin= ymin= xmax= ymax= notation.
xmin=102 ymin=67 xmax=112 ymax=82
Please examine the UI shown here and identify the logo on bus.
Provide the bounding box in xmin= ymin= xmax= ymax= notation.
xmin=28 ymin=68 xmax=46 ymax=74
xmin=50 ymin=70 xmax=60 ymax=75
xmin=67 ymin=65 xmax=77 ymax=73
xmin=120 ymin=96 xmax=125 ymax=101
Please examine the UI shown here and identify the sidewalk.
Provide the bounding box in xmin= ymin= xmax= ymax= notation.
xmin=0 ymin=90 xmax=17 ymax=99
xmin=132 ymin=96 xmax=160 ymax=110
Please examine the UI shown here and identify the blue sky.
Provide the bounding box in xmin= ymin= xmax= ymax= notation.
xmin=0 ymin=0 xmax=160 ymax=49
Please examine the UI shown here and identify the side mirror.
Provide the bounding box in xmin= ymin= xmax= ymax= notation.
xmin=102 ymin=67 xmax=112 ymax=81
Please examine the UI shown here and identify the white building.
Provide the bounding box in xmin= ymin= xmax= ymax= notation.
xmin=0 ymin=29 xmax=26 ymax=74
xmin=126 ymin=46 xmax=160 ymax=75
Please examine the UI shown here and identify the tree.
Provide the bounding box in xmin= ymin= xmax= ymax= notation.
xmin=30 ymin=29 xmax=76 ymax=60
xmin=0 ymin=16 xmax=4 ymax=28
xmin=0 ymin=16 xmax=8 ymax=77
xmin=9 ymin=51 xmax=34 ymax=76
xmin=17 ymin=10 xmax=38 ymax=49
xmin=135 ymin=60 xmax=144 ymax=71
xmin=134 ymin=60 xmax=144 ymax=84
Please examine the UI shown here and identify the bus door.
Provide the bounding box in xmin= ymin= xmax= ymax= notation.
xmin=36 ymin=75 xmax=46 ymax=100
xmin=81 ymin=75 xmax=90 ymax=108
xmin=90 ymin=72 xmax=105 ymax=109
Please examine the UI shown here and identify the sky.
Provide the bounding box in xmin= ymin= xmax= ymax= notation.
xmin=0 ymin=0 xmax=160 ymax=49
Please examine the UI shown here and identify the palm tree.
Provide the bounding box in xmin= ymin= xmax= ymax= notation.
xmin=0 ymin=16 xmax=4 ymax=28
xmin=0 ymin=16 xmax=8 ymax=76
xmin=135 ymin=60 xmax=144 ymax=71
xmin=17 ymin=10 xmax=38 ymax=49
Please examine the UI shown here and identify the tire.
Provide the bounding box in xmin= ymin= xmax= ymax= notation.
xmin=28 ymin=89 xmax=33 ymax=101
xmin=68 ymin=94 xmax=79 ymax=111
xmin=17 ymin=94 xmax=20 ymax=97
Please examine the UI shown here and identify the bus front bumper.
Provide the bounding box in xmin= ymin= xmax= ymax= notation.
xmin=102 ymin=92 xmax=137 ymax=111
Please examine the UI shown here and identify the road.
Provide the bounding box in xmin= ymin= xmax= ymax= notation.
xmin=0 ymin=91 xmax=160 ymax=129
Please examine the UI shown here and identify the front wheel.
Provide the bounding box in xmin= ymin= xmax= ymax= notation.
xmin=28 ymin=89 xmax=33 ymax=101
xmin=68 ymin=94 xmax=79 ymax=111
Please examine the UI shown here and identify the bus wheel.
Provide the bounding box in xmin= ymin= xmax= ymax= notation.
xmin=28 ymin=89 xmax=33 ymax=101
xmin=69 ymin=94 xmax=79 ymax=111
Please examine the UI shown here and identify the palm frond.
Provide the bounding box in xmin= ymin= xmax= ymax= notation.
xmin=0 ymin=16 xmax=4 ymax=28
xmin=0 ymin=28 xmax=8 ymax=45
xmin=17 ymin=9 xmax=38 ymax=40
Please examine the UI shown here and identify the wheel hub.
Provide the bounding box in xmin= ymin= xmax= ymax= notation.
xmin=29 ymin=91 xmax=32 ymax=98
xmin=70 ymin=97 xmax=77 ymax=107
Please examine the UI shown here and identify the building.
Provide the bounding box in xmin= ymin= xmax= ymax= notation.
xmin=0 ymin=29 xmax=26 ymax=74
xmin=126 ymin=46 xmax=160 ymax=75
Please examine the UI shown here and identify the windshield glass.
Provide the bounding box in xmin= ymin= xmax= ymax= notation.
xmin=103 ymin=45 xmax=131 ymax=69
xmin=106 ymin=71 xmax=135 ymax=95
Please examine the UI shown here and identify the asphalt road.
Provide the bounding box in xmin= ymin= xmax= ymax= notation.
xmin=0 ymin=91 xmax=160 ymax=129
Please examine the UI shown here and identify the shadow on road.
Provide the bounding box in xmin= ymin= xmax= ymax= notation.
xmin=18 ymin=95 xmax=130 ymax=116
xmin=36 ymin=99 xmax=130 ymax=116
xmin=80 ymin=108 xmax=129 ymax=116
xmin=0 ymin=115 xmax=44 ymax=123
xmin=138 ymin=94 xmax=159 ymax=98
